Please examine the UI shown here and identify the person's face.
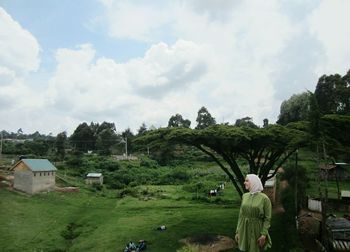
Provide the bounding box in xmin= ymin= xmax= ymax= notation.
xmin=244 ymin=177 xmax=251 ymax=191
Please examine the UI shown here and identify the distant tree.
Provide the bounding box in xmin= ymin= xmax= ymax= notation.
xmin=17 ymin=128 xmax=24 ymax=139
xmin=70 ymin=123 xmax=95 ymax=152
xmin=137 ymin=123 xmax=148 ymax=136
xmin=314 ymin=71 xmax=350 ymax=115
xmin=320 ymin=114 xmax=350 ymax=159
xmin=29 ymin=131 xmax=42 ymax=139
xmin=135 ymin=124 xmax=308 ymax=197
xmin=277 ymin=92 xmax=311 ymax=125
xmin=263 ymin=119 xmax=269 ymax=128
xmin=55 ymin=131 xmax=67 ymax=160
xmin=234 ymin=117 xmax=258 ymax=128
xmin=168 ymin=114 xmax=191 ymax=128
xmin=24 ymin=140 xmax=49 ymax=157
xmin=96 ymin=128 xmax=117 ymax=155
xmin=96 ymin=122 xmax=116 ymax=135
xmin=195 ymin=106 xmax=216 ymax=129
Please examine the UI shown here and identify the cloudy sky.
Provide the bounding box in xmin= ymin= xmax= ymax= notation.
xmin=1 ymin=0 xmax=350 ymax=136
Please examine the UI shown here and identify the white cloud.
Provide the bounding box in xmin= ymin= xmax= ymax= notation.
xmin=2 ymin=1 xmax=350 ymax=135
xmin=101 ymin=1 xmax=172 ymax=42
xmin=0 ymin=7 xmax=40 ymax=73
xmin=309 ymin=0 xmax=350 ymax=75
xmin=45 ymin=40 xmax=207 ymax=133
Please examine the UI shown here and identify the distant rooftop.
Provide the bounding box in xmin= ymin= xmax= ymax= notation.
xmin=86 ymin=173 xmax=102 ymax=178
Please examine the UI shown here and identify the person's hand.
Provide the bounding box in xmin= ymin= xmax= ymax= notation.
xmin=257 ymin=235 xmax=266 ymax=247
xmin=235 ymin=234 xmax=239 ymax=243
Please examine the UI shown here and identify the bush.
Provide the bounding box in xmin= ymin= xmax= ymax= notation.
xmin=116 ymin=187 xmax=138 ymax=198
xmin=140 ymin=157 xmax=159 ymax=168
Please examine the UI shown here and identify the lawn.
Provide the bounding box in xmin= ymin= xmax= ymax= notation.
xmin=0 ymin=181 xmax=303 ymax=251
xmin=0 ymin=184 xmax=240 ymax=252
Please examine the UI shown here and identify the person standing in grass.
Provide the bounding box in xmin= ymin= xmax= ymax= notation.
xmin=235 ymin=174 xmax=272 ymax=252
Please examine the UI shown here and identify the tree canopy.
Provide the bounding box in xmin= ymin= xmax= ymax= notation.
xmin=168 ymin=113 xmax=191 ymax=128
xmin=277 ymin=92 xmax=311 ymax=125
xmin=195 ymin=106 xmax=216 ymax=129
xmin=135 ymin=124 xmax=308 ymax=197
xmin=315 ymin=70 xmax=350 ymax=115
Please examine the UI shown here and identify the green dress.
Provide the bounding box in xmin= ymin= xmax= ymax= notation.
xmin=236 ymin=192 xmax=272 ymax=252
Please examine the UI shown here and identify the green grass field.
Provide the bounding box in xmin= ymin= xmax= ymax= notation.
xmin=0 ymin=181 xmax=304 ymax=252
xmin=0 ymin=184 xmax=240 ymax=252
xmin=1 ymin=151 xmax=331 ymax=252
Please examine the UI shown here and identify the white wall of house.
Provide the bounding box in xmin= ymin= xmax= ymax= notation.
xmin=32 ymin=171 xmax=56 ymax=194
xmin=13 ymin=170 xmax=33 ymax=194
xmin=86 ymin=176 xmax=103 ymax=185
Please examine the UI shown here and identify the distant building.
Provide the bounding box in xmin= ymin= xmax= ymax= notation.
xmin=86 ymin=173 xmax=103 ymax=185
xmin=10 ymin=159 xmax=57 ymax=194
xmin=319 ymin=163 xmax=350 ymax=180
xmin=341 ymin=190 xmax=350 ymax=203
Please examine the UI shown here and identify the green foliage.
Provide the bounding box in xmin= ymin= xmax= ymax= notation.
xmin=66 ymin=153 xmax=84 ymax=168
xmin=315 ymin=70 xmax=350 ymax=115
xmin=277 ymin=92 xmax=311 ymax=125
xmin=55 ymin=131 xmax=67 ymax=160
xmin=320 ymin=114 xmax=350 ymax=147
xmin=70 ymin=122 xmax=95 ymax=152
xmin=136 ymin=124 xmax=308 ymax=196
xmin=234 ymin=116 xmax=258 ymax=128
xmin=281 ymin=162 xmax=309 ymax=211
xmin=168 ymin=113 xmax=191 ymax=128
xmin=195 ymin=106 xmax=216 ymax=129
xmin=137 ymin=122 xmax=148 ymax=136
xmin=61 ymin=222 xmax=81 ymax=240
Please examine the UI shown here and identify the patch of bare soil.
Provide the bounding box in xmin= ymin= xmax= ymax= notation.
xmin=298 ymin=209 xmax=322 ymax=252
xmin=180 ymin=234 xmax=235 ymax=252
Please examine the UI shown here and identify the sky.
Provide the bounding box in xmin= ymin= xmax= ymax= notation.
xmin=1 ymin=0 xmax=350 ymax=136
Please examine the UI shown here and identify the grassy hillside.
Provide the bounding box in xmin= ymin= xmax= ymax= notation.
xmin=0 ymin=152 xmax=328 ymax=251
xmin=0 ymin=184 xmax=240 ymax=252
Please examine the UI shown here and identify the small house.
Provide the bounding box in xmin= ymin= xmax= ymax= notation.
xmin=10 ymin=159 xmax=57 ymax=194
xmin=319 ymin=163 xmax=350 ymax=180
xmin=86 ymin=173 xmax=103 ymax=185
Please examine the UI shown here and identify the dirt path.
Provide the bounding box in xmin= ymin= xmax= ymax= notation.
xmin=180 ymin=234 xmax=235 ymax=252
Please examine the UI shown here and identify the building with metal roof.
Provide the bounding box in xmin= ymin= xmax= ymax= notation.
xmin=86 ymin=173 xmax=103 ymax=185
xmin=10 ymin=159 xmax=57 ymax=194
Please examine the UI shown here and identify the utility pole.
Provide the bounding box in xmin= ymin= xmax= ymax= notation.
xmin=125 ymin=137 xmax=128 ymax=158
xmin=120 ymin=138 xmax=128 ymax=158
xmin=295 ymin=149 xmax=298 ymax=216
xmin=0 ymin=130 xmax=3 ymax=159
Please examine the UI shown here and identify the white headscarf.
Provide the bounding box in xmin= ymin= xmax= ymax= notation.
xmin=246 ymin=174 xmax=264 ymax=194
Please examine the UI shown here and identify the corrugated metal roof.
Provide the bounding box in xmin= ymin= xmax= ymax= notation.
xmin=87 ymin=173 xmax=102 ymax=177
xmin=22 ymin=159 xmax=57 ymax=172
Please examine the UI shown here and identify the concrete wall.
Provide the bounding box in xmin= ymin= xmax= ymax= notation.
xmin=13 ymin=171 xmax=55 ymax=194
xmin=32 ymin=171 xmax=56 ymax=194
xmin=13 ymin=170 xmax=33 ymax=194
xmin=86 ymin=176 xmax=103 ymax=185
